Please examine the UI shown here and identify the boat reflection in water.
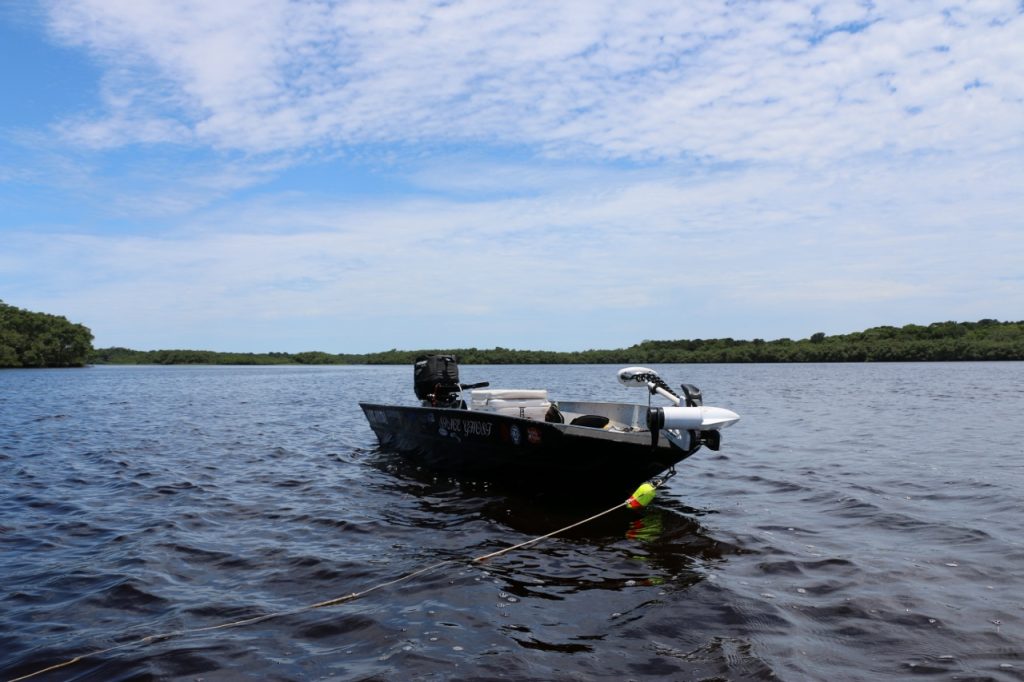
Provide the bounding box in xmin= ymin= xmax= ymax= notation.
xmin=365 ymin=444 xmax=746 ymax=605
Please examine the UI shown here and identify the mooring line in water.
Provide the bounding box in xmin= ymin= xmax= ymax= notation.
xmin=470 ymin=501 xmax=630 ymax=563
xmin=6 ymin=556 xmax=460 ymax=682
xmin=9 ymin=476 xmax=671 ymax=682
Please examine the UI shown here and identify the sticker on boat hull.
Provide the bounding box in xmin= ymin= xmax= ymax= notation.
xmin=439 ymin=415 xmax=493 ymax=438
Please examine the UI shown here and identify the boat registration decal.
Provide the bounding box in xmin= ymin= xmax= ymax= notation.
xmin=439 ymin=415 xmax=493 ymax=437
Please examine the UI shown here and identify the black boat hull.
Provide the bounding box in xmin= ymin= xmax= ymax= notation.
xmin=360 ymin=402 xmax=699 ymax=499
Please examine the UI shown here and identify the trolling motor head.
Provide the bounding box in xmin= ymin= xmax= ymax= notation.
xmin=617 ymin=366 xmax=661 ymax=387
xmin=618 ymin=367 xmax=682 ymax=404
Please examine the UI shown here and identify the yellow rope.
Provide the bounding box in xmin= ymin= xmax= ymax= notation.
xmin=472 ymin=501 xmax=628 ymax=563
xmin=8 ymin=499 xmax=631 ymax=682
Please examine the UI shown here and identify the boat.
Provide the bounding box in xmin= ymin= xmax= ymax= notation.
xmin=360 ymin=355 xmax=739 ymax=499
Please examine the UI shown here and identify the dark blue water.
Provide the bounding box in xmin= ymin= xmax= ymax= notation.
xmin=1 ymin=363 xmax=1022 ymax=681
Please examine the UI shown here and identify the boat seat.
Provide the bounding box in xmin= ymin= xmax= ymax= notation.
xmin=470 ymin=389 xmax=549 ymax=403
xmin=470 ymin=389 xmax=551 ymax=420
xmin=570 ymin=414 xmax=611 ymax=429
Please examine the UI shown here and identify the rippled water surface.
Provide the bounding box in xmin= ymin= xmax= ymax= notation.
xmin=1 ymin=363 xmax=1022 ymax=681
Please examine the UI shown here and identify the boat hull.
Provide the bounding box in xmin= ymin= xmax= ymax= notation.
xmin=359 ymin=402 xmax=699 ymax=499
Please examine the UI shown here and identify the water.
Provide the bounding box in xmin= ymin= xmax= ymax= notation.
xmin=1 ymin=363 xmax=1022 ymax=681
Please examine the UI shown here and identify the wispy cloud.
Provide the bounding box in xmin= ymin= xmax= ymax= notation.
xmin=6 ymin=147 xmax=1021 ymax=350
xmin=1 ymin=1 xmax=1020 ymax=351
xmin=44 ymin=0 xmax=1024 ymax=163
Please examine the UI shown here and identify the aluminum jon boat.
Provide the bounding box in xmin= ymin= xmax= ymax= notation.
xmin=360 ymin=355 xmax=740 ymax=499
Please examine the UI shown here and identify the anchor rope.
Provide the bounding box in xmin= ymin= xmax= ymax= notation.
xmin=9 ymin=476 xmax=673 ymax=682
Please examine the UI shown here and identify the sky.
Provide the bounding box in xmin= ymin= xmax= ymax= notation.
xmin=1 ymin=0 xmax=1022 ymax=353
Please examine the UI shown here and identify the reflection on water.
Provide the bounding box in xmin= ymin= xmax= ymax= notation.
xmin=1 ymin=362 xmax=1023 ymax=680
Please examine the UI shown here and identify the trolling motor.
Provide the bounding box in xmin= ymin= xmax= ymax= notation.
xmin=617 ymin=367 xmax=739 ymax=450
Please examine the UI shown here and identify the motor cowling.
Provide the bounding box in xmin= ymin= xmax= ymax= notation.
xmin=414 ymin=354 xmax=460 ymax=402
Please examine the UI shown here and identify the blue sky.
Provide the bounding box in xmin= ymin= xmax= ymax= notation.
xmin=1 ymin=1 xmax=1021 ymax=353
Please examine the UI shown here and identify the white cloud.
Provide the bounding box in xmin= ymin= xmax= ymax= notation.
xmin=43 ymin=0 xmax=1024 ymax=164
xmin=3 ymin=0 xmax=1018 ymax=350
xmin=6 ymin=148 xmax=1021 ymax=350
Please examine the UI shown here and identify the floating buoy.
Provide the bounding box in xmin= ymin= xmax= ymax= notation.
xmin=627 ymin=482 xmax=657 ymax=509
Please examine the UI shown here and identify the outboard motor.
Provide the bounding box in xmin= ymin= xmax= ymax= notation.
xmin=414 ymin=354 xmax=461 ymax=405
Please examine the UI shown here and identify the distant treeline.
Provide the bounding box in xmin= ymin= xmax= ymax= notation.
xmin=90 ymin=320 xmax=1024 ymax=365
xmin=0 ymin=300 xmax=94 ymax=368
